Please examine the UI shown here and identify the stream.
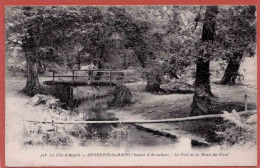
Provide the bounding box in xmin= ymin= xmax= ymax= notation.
xmin=72 ymin=97 xmax=208 ymax=151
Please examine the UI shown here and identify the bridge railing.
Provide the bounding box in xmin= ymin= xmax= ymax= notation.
xmin=46 ymin=69 xmax=136 ymax=85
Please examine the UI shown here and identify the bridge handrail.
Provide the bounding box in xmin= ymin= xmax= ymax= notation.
xmin=52 ymin=69 xmax=136 ymax=72
xmin=48 ymin=69 xmax=135 ymax=85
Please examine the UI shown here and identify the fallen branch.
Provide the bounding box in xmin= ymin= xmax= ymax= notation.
xmin=23 ymin=110 xmax=257 ymax=125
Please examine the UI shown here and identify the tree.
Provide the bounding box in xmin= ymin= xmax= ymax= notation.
xmin=7 ymin=6 xmax=254 ymax=97
xmin=217 ymin=6 xmax=256 ymax=84
xmin=121 ymin=6 xmax=186 ymax=91
xmin=191 ymin=6 xmax=219 ymax=116
xmin=5 ymin=7 xmax=45 ymax=96
xmin=5 ymin=6 xmax=81 ymax=96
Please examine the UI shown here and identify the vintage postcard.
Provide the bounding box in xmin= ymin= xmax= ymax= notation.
xmin=1 ymin=0 xmax=259 ymax=167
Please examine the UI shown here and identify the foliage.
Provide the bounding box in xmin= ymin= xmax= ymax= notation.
xmin=110 ymin=84 xmax=132 ymax=107
xmin=216 ymin=6 xmax=256 ymax=61
xmin=216 ymin=110 xmax=256 ymax=147
xmin=5 ymin=6 xmax=256 ymax=91
xmin=23 ymin=123 xmax=73 ymax=147
xmin=6 ymin=7 xmax=79 ymax=65
xmin=5 ymin=6 xmax=191 ymax=73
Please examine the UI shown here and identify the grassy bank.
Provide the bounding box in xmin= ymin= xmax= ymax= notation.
xmin=112 ymin=81 xmax=257 ymax=145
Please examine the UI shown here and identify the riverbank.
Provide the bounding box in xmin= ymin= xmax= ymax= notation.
xmin=5 ymin=76 xmax=116 ymax=148
xmin=5 ymin=73 xmax=257 ymax=148
xmin=111 ymin=80 xmax=257 ymax=145
xmin=5 ymin=74 xmax=257 ymax=167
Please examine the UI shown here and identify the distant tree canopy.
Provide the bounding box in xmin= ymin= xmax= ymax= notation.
xmin=5 ymin=6 xmax=256 ymax=96
xmin=217 ymin=6 xmax=256 ymax=84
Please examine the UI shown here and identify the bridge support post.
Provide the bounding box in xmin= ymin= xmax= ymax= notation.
xmin=52 ymin=70 xmax=55 ymax=84
xmin=109 ymin=71 xmax=111 ymax=86
xmin=72 ymin=70 xmax=75 ymax=85
xmin=90 ymin=70 xmax=93 ymax=86
xmin=124 ymin=71 xmax=127 ymax=82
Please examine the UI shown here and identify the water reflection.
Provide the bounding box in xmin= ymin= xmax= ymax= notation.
xmin=75 ymin=97 xmax=117 ymax=121
xmin=73 ymin=97 xmax=207 ymax=150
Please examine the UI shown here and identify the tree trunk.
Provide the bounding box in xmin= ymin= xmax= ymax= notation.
xmin=220 ymin=53 xmax=242 ymax=85
xmin=22 ymin=52 xmax=43 ymax=96
xmin=77 ymin=54 xmax=81 ymax=70
xmin=145 ymin=61 xmax=163 ymax=92
xmin=191 ymin=56 xmax=212 ymax=116
xmin=66 ymin=53 xmax=73 ymax=69
xmin=95 ymin=44 xmax=106 ymax=80
xmin=146 ymin=72 xmax=162 ymax=92
xmin=95 ymin=62 xmax=103 ymax=80
xmin=191 ymin=6 xmax=218 ymax=116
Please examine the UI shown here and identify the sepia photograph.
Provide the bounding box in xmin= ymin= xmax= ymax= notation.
xmin=4 ymin=5 xmax=257 ymax=166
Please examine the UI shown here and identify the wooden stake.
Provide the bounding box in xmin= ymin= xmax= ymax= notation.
xmin=245 ymin=94 xmax=248 ymax=111
xmin=52 ymin=70 xmax=55 ymax=84
xmin=90 ymin=70 xmax=93 ymax=85
xmin=109 ymin=71 xmax=111 ymax=86
xmin=72 ymin=70 xmax=75 ymax=85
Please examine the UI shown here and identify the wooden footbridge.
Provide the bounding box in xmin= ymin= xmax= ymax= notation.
xmin=43 ymin=69 xmax=136 ymax=87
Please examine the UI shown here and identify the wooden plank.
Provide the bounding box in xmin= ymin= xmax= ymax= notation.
xmin=46 ymin=76 xmax=78 ymax=78
xmin=53 ymin=69 xmax=135 ymax=72
xmin=46 ymin=75 xmax=109 ymax=78
xmin=46 ymin=75 xmax=125 ymax=78
xmin=93 ymin=71 xmax=124 ymax=73
xmin=24 ymin=110 xmax=257 ymax=125
xmin=89 ymin=69 xmax=135 ymax=72
xmin=46 ymin=69 xmax=129 ymax=85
